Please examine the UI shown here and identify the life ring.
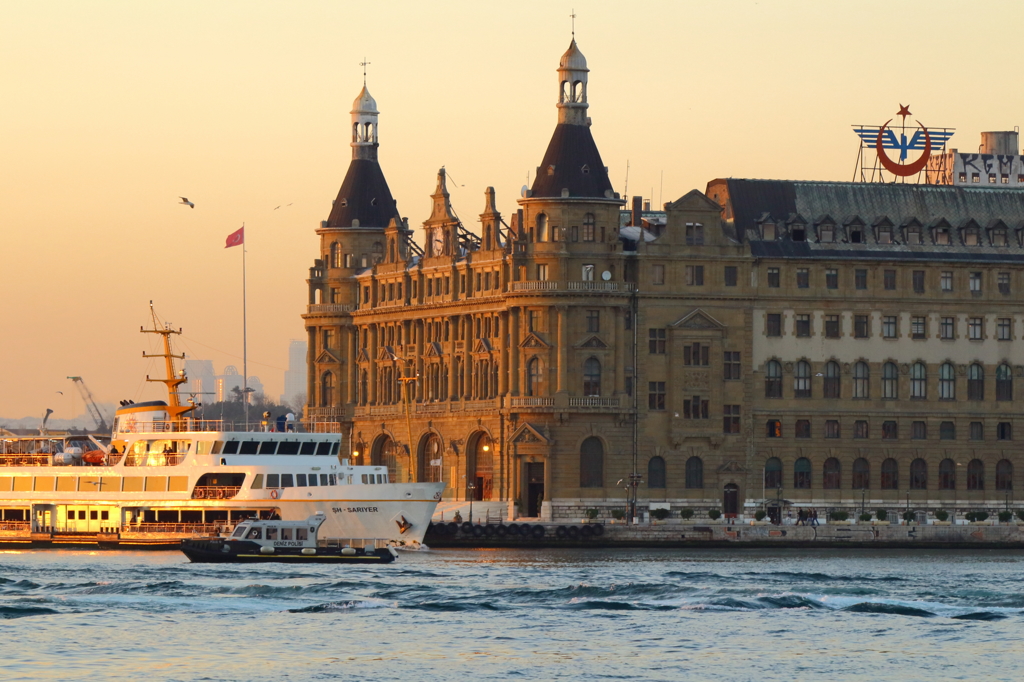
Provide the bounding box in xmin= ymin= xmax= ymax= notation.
xmin=270 ymin=489 xmax=279 ymax=499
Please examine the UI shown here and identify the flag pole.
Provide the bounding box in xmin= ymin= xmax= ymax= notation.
xmin=242 ymin=222 xmax=248 ymax=432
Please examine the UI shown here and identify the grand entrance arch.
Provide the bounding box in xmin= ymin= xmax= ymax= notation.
xmin=371 ymin=434 xmax=407 ymax=483
xmin=468 ymin=431 xmax=493 ymax=501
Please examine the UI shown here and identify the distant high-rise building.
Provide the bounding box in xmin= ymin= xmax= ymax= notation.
xmin=216 ymin=366 xmax=243 ymax=402
xmin=183 ymin=358 xmax=216 ymax=404
xmin=282 ymin=339 xmax=307 ymax=406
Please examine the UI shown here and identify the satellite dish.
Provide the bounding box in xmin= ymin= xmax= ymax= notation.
xmin=520 ymin=185 xmax=528 ymax=198
xmin=601 ymin=270 xmax=612 ymax=281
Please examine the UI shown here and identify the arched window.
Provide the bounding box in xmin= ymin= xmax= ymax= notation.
xmin=583 ymin=358 xmax=601 ymax=397
xmin=968 ymin=363 xmax=985 ymax=401
xmin=996 ymin=459 xmax=1013 ymax=491
xmin=967 ymin=459 xmax=984 ymax=490
xmin=939 ymin=362 xmax=956 ymax=400
xmin=910 ymin=458 xmax=928 ymax=490
xmin=320 ymin=371 xmax=334 ymax=407
xmin=526 ymin=358 xmax=541 ymax=396
xmin=685 ymin=456 xmax=703 ymax=489
xmin=330 ymin=242 xmax=342 ymax=268
xmin=824 ymin=361 xmax=841 ymax=398
xmin=794 ymin=457 xmax=811 ymax=488
xmin=371 ymin=242 xmax=384 ymax=263
xmin=764 ymin=457 xmax=782 ymax=488
xmin=939 ymin=458 xmax=956 ymax=490
xmin=359 ymin=370 xmax=368 ymax=406
xmin=536 ymin=213 xmax=548 ymax=242
xmin=765 ymin=360 xmax=782 ymax=398
xmin=852 ymin=457 xmax=870 ymax=489
xmin=997 ymin=364 xmax=1013 ymax=401
xmin=419 ymin=434 xmax=443 ymax=484
xmin=794 ymin=360 xmax=811 ymax=398
xmin=823 ymin=457 xmax=840 ymax=489
xmin=853 ymin=362 xmax=869 ymax=398
xmin=882 ymin=362 xmax=899 ymax=399
xmin=881 ymin=458 xmax=898 ymax=489
xmin=648 ymin=456 xmax=666 ymax=488
xmin=579 ymin=437 xmax=603 ymax=488
xmin=911 ymin=362 xmax=927 ymax=399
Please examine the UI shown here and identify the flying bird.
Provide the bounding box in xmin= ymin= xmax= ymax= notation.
xmin=179 ymin=197 xmax=195 ymax=208
xmin=56 ymin=391 xmax=63 ymax=395
xmin=274 ymin=206 xmax=281 ymax=210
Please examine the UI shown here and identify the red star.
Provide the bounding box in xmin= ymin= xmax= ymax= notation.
xmin=897 ymin=103 xmax=912 ymax=117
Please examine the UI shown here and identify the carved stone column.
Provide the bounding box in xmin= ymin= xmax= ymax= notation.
xmin=306 ymin=326 xmax=316 ymax=408
xmin=415 ymin=320 xmax=424 ymax=401
xmin=510 ymin=307 xmax=521 ymax=396
xmin=556 ymin=305 xmax=568 ymax=394
xmin=463 ymin=315 xmax=474 ymax=399
xmin=614 ymin=307 xmax=625 ymax=395
xmin=448 ymin=315 xmax=458 ymax=401
xmin=347 ymin=326 xmax=358 ymax=404
xmin=368 ymin=324 xmax=378 ymax=404
xmin=498 ymin=312 xmax=509 ymax=397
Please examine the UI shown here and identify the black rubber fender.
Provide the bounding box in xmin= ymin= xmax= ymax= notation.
xmin=555 ymin=526 xmax=567 ymax=539
xmin=472 ymin=524 xmax=485 ymax=537
xmin=446 ymin=522 xmax=459 ymax=535
xmin=592 ymin=523 xmax=604 ymax=537
xmin=484 ymin=524 xmax=497 ymax=537
xmin=495 ymin=524 xmax=508 ymax=537
xmin=566 ymin=525 xmax=581 ymax=540
xmin=581 ymin=525 xmax=595 ymax=538
xmin=531 ymin=525 xmax=546 ymax=539
xmin=461 ymin=522 xmax=474 ymax=534
xmin=505 ymin=523 xmax=520 ymax=536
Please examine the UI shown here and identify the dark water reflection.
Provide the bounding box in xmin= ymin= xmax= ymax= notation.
xmin=1 ymin=547 xmax=1022 ymax=681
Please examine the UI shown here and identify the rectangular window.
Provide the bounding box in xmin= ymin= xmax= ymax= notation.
xmin=911 ymin=316 xmax=926 ymax=339
xmin=969 ymin=271 xmax=982 ymax=293
xmin=724 ymin=266 xmax=737 ymax=287
xmin=682 ymin=395 xmax=709 ymax=420
xmin=683 ymin=343 xmax=709 ymax=367
xmin=651 ymin=264 xmax=664 ymax=285
xmin=586 ymin=310 xmax=600 ymax=333
xmin=913 ymin=270 xmax=925 ymax=293
xmin=884 ymin=269 xmax=896 ymax=290
xmin=826 ymin=269 xmax=838 ymax=289
xmin=685 ymin=265 xmax=704 ymax=286
xmin=940 ymin=421 xmax=956 ymax=440
xmin=723 ymin=405 xmax=740 ymax=434
xmin=766 ymin=420 xmax=782 ymax=438
xmin=998 ymin=272 xmax=1011 ymax=294
xmin=997 ymin=317 xmax=1012 ymax=340
xmin=582 ymin=264 xmax=595 ymax=282
xmin=723 ymin=352 xmax=741 ymax=380
xmin=537 ymin=264 xmax=548 ymax=281
xmin=998 ymin=422 xmax=1012 ymax=441
xmin=940 ymin=271 xmax=953 ymax=292
xmin=855 ymin=269 xmax=867 ymax=290
xmin=968 ymin=317 xmax=983 ymax=340
xmin=854 ymin=315 xmax=869 ymax=338
xmin=648 ymin=382 xmax=666 ymax=410
xmin=825 ymin=420 xmax=840 ymax=439
xmin=685 ymin=223 xmax=704 ymax=245
xmin=882 ymin=316 xmax=897 ymax=339
xmin=648 ymin=329 xmax=666 ymax=354
xmin=882 ymin=421 xmax=898 ymax=439
xmin=970 ymin=421 xmax=984 ymax=441
xmin=767 ymin=267 xmax=780 ymax=288
xmin=940 ymin=317 xmax=955 ymax=340
xmin=795 ymin=419 xmax=811 ymax=438
xmin=795 ymin=314 xmax=810 ymax=338
xmin=582 ymin=223 xmax=594 ymax=242
xmin=766 ymin=313 xmax=782 ymax=337
xmin=854 ymin=420 xmax=869 ymax=439
xmin=796 ymin=268 xmax=809 ymax=289
xmin=912 ymin=421 xmax=926 ymax=439
xmin=824 ymin=315 xmax=840 ymax=338
xmin=819 ymin=225 xmax=834 ymax=242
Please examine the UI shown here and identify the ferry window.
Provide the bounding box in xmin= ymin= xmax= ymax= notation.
xmin=361 ymin=474 xmax=369 ymax=484
xmin=278 ymin=442 xmax=300 ymax=455
xmin=307 ymin=475 xmax=318 ymax=487
xmin=281 ymin=474 xmax=294 ymax=487
xmin=222 ymin=441 xmax=240 ymax=455
xmin=197 ymin=441 xmax=212 ymax=455
xmin=331 ymin=443 xmax=340 ymax=455
xmin=296 ymin=528 xmax=308 ymax=541
xmin=101 ymin=511 xmax=109 ymax=521
xmin=259 ymin=442 xmax=278 ymax=455
xmin=250 ymin=474 xmax=264 ymax=489
xmin=211 ymin=441 xmax=223 ymax=455
xmin=319 ymin=474 xmax=329 ymax=485
xmin=240 ymin=441 xmax=259 ymax=455
xmin=232 ymin=525 xmax=247 ymax=537
xmin=246 ymin=528 xmax=262 ymax=540
xmin=300 ymin=442 xmax=317 ymax=455
xmin=57 ymin=477 xmax=78 ymax=492
xmin=90 ymin=510 xmax=98 ymax=521
xmin=315 ymin=442 xmax=332 ymax=455
xmin=266 ymin=528 xmax=278 ymax=540
xmin=296 ymin=474 xmax=307 ymax=486
xmin=266 ymin=474 xmax=280 ymax=488
xmin=168 ymin=476 xmax=188 ymax=492
xmin=328 ymin=474 xmax=337 ymax=485
xmin=377 ymin=474 xmax=385 ymax=484
xmin=281 ymin=528 xmax=292 ymax=540
xmin=144 ymin=476 xmax=167 ymax=492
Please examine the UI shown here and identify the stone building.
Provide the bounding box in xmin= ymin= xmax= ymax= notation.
xmin=302 ymin=40 xmax=1024 ymax=521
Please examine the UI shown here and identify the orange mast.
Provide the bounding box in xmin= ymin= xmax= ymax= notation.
xmin=141 ymin=302 xmax=195 ymax=423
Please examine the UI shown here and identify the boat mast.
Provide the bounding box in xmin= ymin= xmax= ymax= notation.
xmin=141 ymin=302 xmax=195 ymax=423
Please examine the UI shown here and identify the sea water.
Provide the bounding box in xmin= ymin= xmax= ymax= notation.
xmin=1 ymin=547 xmax=1022 ymax=681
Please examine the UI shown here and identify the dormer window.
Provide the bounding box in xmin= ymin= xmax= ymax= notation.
xmin=907 ymin=227 xmax=921 ymax=244
xmin=686 ymin=223 xmax=704 ymax=246
xmin=762 ymin=223 xmax=776 ymax=241
xmin=791 ymin=226 xmax=806 ymax=242
xmin=340 ymin=199 xmax=348 ymax=207
xmin=964 ymin=228 xmax=980 ymax=246
xmin=936 ymin=229 xmax=950 ymax=245
xmin=878 ymin=227 xmax=892 ymax=244
xmin=850 ymin=228 xmax=863 ymax=243
xmin=992 ymin=229 xmax=1008 ymax=247
xmin=581 ymin=164 xmax=590 ymax=175
xmin=819 ymin=225 xmax=834 ymax=243
xmin=547 ymin=165 xmax=556 ymax=176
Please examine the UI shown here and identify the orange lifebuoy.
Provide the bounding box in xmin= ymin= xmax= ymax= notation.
xmin=270 ymin=489 xmax=279 ymax=499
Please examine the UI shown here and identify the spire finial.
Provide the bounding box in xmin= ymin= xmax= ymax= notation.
xmin=359 ymin=58 xmax=370 ymax=86
xmin=570 ymin=9 xmax=576 ymax=38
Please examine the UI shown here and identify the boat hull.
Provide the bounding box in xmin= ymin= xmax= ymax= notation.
xmin=180 ymin=538 xmax=396 ymax=563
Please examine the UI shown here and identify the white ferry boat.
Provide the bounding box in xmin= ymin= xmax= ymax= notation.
xmin=0 ymin=320 xmax=444 ymax=548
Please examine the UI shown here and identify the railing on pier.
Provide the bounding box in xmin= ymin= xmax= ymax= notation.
xmin=191 ymin=485 xmax=242 ymax=500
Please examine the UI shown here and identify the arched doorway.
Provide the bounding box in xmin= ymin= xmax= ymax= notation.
xmin=468 ymin=432 xmax=493 ymax=501
xmin=723 ymin=483 xmax=739 ymax=517
xmin=370 ymin=434 xmax=405 ymax=482
xmin=417 ymin=433 xmax=444 ymax=483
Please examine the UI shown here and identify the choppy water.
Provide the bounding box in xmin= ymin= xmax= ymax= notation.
xmin=2 ymin=548 xmax=1023 ymax=681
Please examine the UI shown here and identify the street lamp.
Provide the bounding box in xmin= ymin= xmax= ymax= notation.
xmin=861 ymin=488 xmax=866 ymax=516
xmin=776 ymin=485 xmax=782 ymax=525
xmin=467 ymin=481 xmax=476 ymax=524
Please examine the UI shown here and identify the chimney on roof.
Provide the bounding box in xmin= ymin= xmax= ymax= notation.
xmin=643 ymin=199 xmax=651 ymax=212
xmin=631 ymin=196 xmax=642 ymax=227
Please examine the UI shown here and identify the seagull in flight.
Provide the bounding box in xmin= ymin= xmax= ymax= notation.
xmin=179 ymin=197 xmax=195 ymax=208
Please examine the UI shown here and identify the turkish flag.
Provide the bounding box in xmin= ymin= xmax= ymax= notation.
xmin=225 ymin=226 xmax=244 ymax=248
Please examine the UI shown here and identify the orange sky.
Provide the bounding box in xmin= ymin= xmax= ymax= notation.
xmin=2 ymin=0 xmax=1021 ymax=421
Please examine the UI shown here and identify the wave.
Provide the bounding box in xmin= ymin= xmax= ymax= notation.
xmin=951 ymin=612 xmax=1008 ymax=621
xmin=288 ymin=599 xmax=393 ymax=613
xmin=0 ymin=605 xmax=59 ymax=619
xmin=841 ymin=602 xmax=936 ymax=617
xmin=403 ymin=601 xmax=506 ymax=612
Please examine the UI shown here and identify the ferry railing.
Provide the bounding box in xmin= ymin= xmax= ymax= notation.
xmin=317 ymin=538 xmax=392 ymax=550
xmin=126 ymin=522 xmax=226 ymax=535
xmin=0 ymin=521 xmax=31 ymax=531
xmin=191 ymin=485 xmax=242 ymax=500
xmin=122 ymin=453 xmax=186 ymax=466
xmin=0 ymin=454 xmax=52 ymax=467
xmin=118 ymin=419 xmax=233 ymax=434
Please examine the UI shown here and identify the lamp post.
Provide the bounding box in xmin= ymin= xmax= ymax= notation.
xmin=467 ymin=481 xmax=476 ymax=524
xmin=861 ymin=488 xmax=866 ymax=516
xmin=776 ymin=485 xmax=782 ymax=525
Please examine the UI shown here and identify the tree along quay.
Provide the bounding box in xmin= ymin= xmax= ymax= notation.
xmin=424 ymin=520 xmax=1024 ymax=549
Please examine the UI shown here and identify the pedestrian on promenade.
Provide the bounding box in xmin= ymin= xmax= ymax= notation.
xmin=810 ymin=508 xmax=819 ymax=527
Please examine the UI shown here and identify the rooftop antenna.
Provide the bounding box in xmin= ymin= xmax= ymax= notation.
xmin=359 ymin=58 xmax=370 ymax=86
xmin=623 ymin=159 xmax=630 ymax=200
xmin=659 ymin=170 xmax=664 ymax=207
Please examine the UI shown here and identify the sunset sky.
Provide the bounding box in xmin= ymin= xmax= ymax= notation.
xmin=2 ymin=0 xmax=1021 ymax=421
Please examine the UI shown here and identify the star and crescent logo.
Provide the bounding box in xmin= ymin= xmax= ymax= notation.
xmin=854 ymin=106 xmax=955 ymax=178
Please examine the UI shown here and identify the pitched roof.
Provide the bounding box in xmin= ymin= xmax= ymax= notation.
xmin=530 ymin=123 xmax=614 ymax=199
xmin=325 ymin=159 xmax=400 ymax=229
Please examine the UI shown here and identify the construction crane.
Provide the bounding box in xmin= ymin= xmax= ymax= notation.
xmin=67 ymin=376 xmax=110 ymax=433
